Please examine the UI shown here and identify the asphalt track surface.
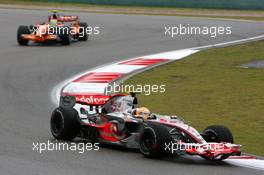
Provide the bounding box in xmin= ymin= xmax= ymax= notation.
xmin=0 ymin=8 xmax=264 ymax=175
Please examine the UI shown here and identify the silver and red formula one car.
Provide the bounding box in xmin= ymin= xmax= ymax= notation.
xmin=50 ymin=93 xmax=241 ymax=160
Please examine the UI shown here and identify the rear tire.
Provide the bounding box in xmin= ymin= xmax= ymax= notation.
xmin=17 ymin=25 xmax=30 ymax=46
xmin=139 ymin=122 xmax=171 ymax=158
xmin=59 ymin=26 xmax=71 ymax=45
xmin=60 ymin=33 xmax=71 ymax=45
xmin=50 ymin=107 xmax=79 ymax=140
xmin=78 ymin=22 xmax=88 ymax=41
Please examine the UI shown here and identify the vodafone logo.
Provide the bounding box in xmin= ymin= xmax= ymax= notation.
xmin=75 ymin=95 xmax=110 ymax=105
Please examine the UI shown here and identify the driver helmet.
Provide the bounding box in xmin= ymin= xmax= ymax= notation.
xmin=52 ymin=14 xmax=58 ymax=19
xmin=133 ymin=107 xmax=150 ymax=120
xmin=49 ymin=12 xmax=58 ymax=26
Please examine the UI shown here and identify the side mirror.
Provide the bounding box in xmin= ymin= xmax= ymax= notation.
xmin=59 ymin=95 xmax=76 ymax=108
xmin=130 ymin=92 xmax=136 ymax=97
xmin=133 ymin=97 xmax=138 ymax=105
xmin=130 ymin=92 xmax=138 ymax=105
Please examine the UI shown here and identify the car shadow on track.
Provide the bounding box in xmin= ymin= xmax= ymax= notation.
xmin=16 ymin=40 xmax=88 ymax=47
xmin=68 ymin=138 xmax=234 ymax=168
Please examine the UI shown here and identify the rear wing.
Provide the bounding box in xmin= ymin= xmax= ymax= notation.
xmin=58 ymin=16 xmax=78 ymax=22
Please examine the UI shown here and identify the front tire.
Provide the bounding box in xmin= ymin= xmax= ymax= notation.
xmin=203 ymin=125 xmax=233 ymax=143
xmin=139 ymin=122 xmax=171 ymax=158
xmin=50 ymin=107 xmax=79 ymax=140
xmin=17 ymin=25 xmax=30 ymax=46
xmin=202 ymin=125 xmax=234 ymax=160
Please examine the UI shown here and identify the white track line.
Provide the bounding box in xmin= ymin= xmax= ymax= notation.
xmin=225 ymin=159 xmax=264 ymax=171
xmin=192 ymin=34 xmax=264 ymax=50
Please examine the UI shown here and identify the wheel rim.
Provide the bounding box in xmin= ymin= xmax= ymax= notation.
xmin=204 ymin=129 xmax=218 ymax=142
xmin=141 ymin=132 xmax=155 ymax=153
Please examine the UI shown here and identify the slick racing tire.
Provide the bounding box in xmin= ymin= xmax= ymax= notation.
xmin=17 ymin=25 xmax=30 ymax=46
xmin=202 ymin=125 xmax=234 ymax=160
xmin=50 ymin=107 xmax=79 ymax=140
xmin=59 ymin=27 xmax=71 ymax=45
xmin=203 ymin=125 xmax=234 ymax=143
xmin=139 ymin=122 xmax=171 ymax=158
xmin=78 ymin=22 xmax=88 ymax=41
xmin=60 ymin=33 xmax=71 ymax=45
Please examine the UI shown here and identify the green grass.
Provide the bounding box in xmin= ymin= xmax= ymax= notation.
xmin=0 ymin=0 xmax=264 ymax=21
xmin=124 ymin=41 xmax=264 ymax=156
